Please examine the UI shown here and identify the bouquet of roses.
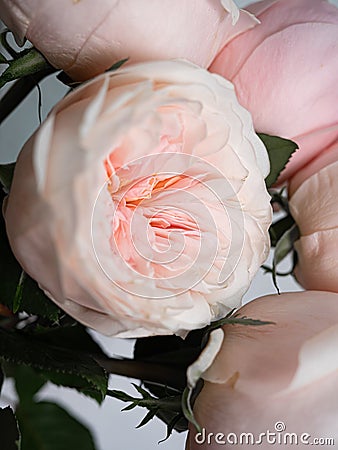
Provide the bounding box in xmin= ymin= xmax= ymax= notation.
xmin=0 ymin=0 xmax=337 ymax=448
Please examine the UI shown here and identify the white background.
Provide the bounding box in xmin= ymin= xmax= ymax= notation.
xmin=1 ymin=0 xmax=336 ymax=448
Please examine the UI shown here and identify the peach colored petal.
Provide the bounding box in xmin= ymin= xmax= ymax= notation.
xmin=5 ymin=61 xmax=271 ymax=337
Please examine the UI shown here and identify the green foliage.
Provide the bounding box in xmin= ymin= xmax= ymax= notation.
xmin=107 ymin=58 xmax=129 ymax=72
xmin=0 ymin=365 xmax=4 ymax=394
xmin=0 ymin=327 xmax=108 ymax=403
xmin=12 ymin=365 xmax=46 ymax=405
xmin=2 ymin=361 xmax=100 ymax=449
xmin=134 ymin=334 xmax=200 ymax=389
xmin=0 ymin=163 xmax=15 ymax=192
xmin=271 ymin=223 xmax=300 ymax=292
xmin=269 ymin=188 xmax=289 ymax=212
xmin=269 ymin=214 xmax=295 ymax=247
xmin=207 ymin=314 xmax=275 ymax=333
xmin=0 ymin=189 xmax=61 ymax=321
xmin=0 ymin=53 xmax=8 ymax=64
xmin=181 ymin=386 xmax=201 ymax=434
xmin=16 ymin=402 xmax=96 ymax=450
xmin=107 ymin=383 xmax=185 ymax=441
xmin=0 ymin=46 xmax=54 ymax=89
xmin=0 ymin=406 xmax=21 ymax=450
xmin=258 ymin=133 xmax=298 ymax=187
xmin=33 ymin=324 xmax=106 ymax=356
xmin=131 ymin=308 xmax=275 ymax=436
xmin=16 ymin=276 xmax=61 ymax=321
xmin=266 ymin=187 xmax=299 ymax=286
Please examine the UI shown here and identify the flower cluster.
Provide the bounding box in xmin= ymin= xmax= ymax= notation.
xmin=0 ymin=0 xmax=338 ymax=448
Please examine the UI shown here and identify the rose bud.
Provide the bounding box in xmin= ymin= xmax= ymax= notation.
xmin=209 ymin=0 xmax=338 ymax=185
xmin=289 ymin=140 xmax=338 ymax=196
xmin=4 ymin=60 xmax=272 ymax=337
xmin=0 ymin=0 xmax=258 ymax=80
xmin=187 ymin=291 xmax=338 ymax=449
xmin=289 ymin=159 xmax=338 ymax=292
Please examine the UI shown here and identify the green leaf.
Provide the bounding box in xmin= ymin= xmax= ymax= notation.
xmin=20 ymin=276 xmax=61 ymax=321
xmin=30 ymin=325 xmax=108 ymax=401
xmin=133 ymin=334 xmax=202 ymax=392
xmin=16 ymin=401 xmax=96 ymax=450
xmin=181 ymin=387 xmax=201 ymax=433
xmin=0 ymin=365 xmax=4 ymax=394
xmin=136 ymin=409 xmax=158 ymax=429
xmin=11 ymin=365 xmax=46 ymax=405
xmin=0 ymin=195 xmax=25 ymax=309
xmin=0 ymin=328 xmax=108 ymax=403
xmin=158 ymin=414 xmax=188 ymax=444
xmin=258 ymin=133 xmax=298 ymax=187
xmin=0 ymin=162 xmax=15 ymax=192
xmin=270 ymin=188 xmax=289 ymax=212
xmin=269 ymin=214 xmax=295 ymax=247
xmin=39 ymin=371 xmax=105 ymax=402
xmin=107 ymin=58 xmax=129 ymax=72
xmin=0 ymin=406 xmax=21 ymax=450
xmin=132 ymin=382 xmax=152 ymax=399
xmin=208 ymin=315 xmax=275 ymax=333
xmin=0 ymin=53 xmax=9 ymax=64
xmin=13 ymin=271 xmax=25 ymax=314
xmin=0 ymin=48 xmax=54 ymax=89
xmin=272 ymin=223 xmax=300 ymax=292
xmin=134 ymin=335 xmax=200 ymax=368
xmin=106 ymin=389 xmax=135 ymax=403
xmin=0 ymin=193 xmax=60 ymax=321
xmin=107 ymin=385 xmax=186 ymax=436
xmin=33 ymin=324 xmax=107 ymax=357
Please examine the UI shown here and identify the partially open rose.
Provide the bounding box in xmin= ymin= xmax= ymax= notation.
xmin=210 ymin=0 xmax=338 ymax=184
xmin=187 ymin=292 xmax=338 ymax=449
xmin=289 ymin=160 xmax=338 ymax=292
xmin=0 ymin=0 xmax=258 ymax=80
xmin=4 ymin=60 xmax=271 ymax=337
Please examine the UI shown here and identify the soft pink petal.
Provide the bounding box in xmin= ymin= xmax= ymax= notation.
xmin=210 ymin=0 xmax=338 ymax=184
xmin=0 ymin=0 xmax=258 ymax=80
xmin=188 ymin=292 xmax=338 ymax=449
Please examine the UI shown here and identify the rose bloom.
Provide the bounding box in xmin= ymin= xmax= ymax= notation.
xmin=209 ymin=0 xmax=338 ymax=184
xmin=187 ymin=292 xmax=338 ymax=450
xmin=0 ymin=0 xmax=258 ymax=81
xmin=289 ymin=159 xmax=338 ymax=292
xmin=4 ymin=60 xmax=271 ymax=337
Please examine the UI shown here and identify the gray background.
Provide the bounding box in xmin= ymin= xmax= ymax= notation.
xmin=2 ymin=0 xmax=336 ymax=448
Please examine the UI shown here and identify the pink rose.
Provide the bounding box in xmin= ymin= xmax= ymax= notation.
xmin=187 ymin=292 xmax=338 ymax=449
xmin=289 ymin=140 xmax=338 ymax=195
xmin=289 ymin=160 xmax=338 ymax=292
xmin=209 ymin=0 xmax=338 ymax=184
xmin=4 ymin=60 xmax=272 ymax=337
xmin=0 ymin=0 xmax=257 ymax=80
